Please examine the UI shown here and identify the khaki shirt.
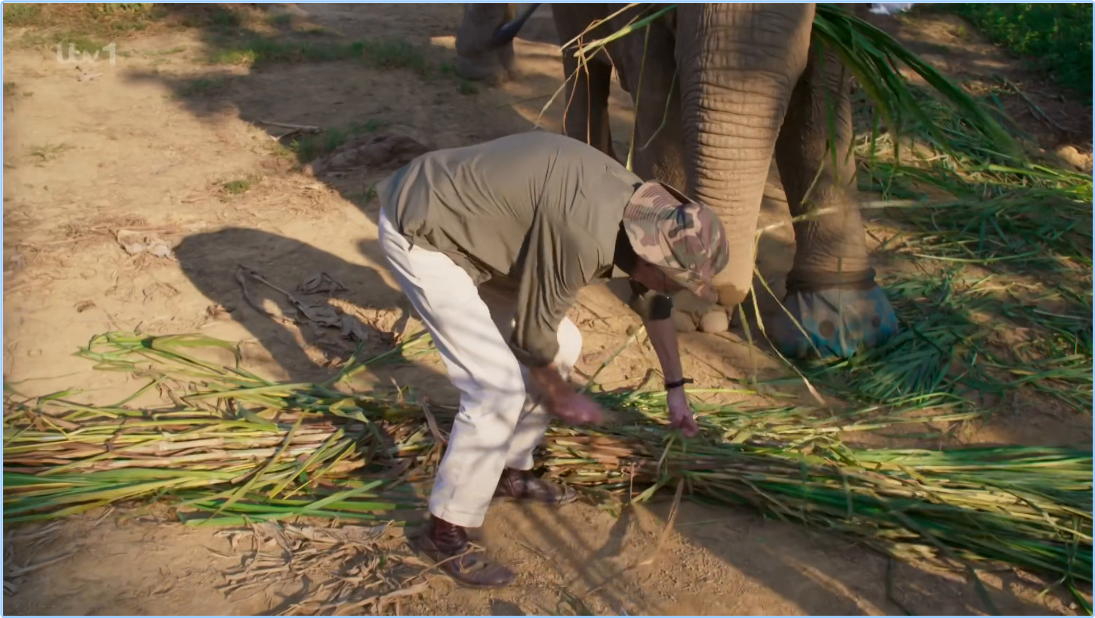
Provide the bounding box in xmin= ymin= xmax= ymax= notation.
xmin=377 ymin=131 xmax=655 ymax=367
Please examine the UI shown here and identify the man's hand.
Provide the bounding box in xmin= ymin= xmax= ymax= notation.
xmin=529 ymin=364 xmax=605 ymax=426
xmin=549 ymin=390 xmax=604 ymax=425
xmin=666 ymin=387 xmax=698 ymax=437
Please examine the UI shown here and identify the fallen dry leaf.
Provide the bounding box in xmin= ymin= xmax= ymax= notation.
xmin=339 ymin=314 xmax=371 ymax=342
xmin=299 ymin=271 xmax=348 ymax=296
xmin=296 ymin=302 xmax=341 ymax=327
xmin=237 ymin=266 xmax=377 ymax=345
xmin=303 ymin=133 xmax=431 ymax=178
xmin=116 ymin=229 xmax=174 ymax=258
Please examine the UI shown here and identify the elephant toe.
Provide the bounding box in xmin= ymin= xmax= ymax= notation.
xmin=771 ymin=284 xmax=898 ymax=359
xmin=670 ymin=309 xmax=699 ymax=333
xmin=699 ymin=310 xmax=730 ymax=333
xmin=672 ymin=308 xmax=731 ymax=334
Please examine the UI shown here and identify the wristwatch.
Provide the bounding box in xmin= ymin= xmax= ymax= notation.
xmin=664 ymin=378 xmax=693 ymax=390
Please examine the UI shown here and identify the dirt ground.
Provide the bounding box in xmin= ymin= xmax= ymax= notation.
xmin=3 ymin=4 xmax=1091 ymax=616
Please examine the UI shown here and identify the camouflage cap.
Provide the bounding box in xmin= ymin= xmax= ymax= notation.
xmin=621 ymin=180 xmax=730 ymax=304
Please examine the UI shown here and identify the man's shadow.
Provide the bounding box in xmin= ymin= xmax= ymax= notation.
xmin=175 ymin=226 xmax=418 ymax=385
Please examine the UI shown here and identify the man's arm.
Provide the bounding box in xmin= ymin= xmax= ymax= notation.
xmin=644 ymin=315 xmax=684 ymax=385
xmin=510 ymin=215 xmax=605 ymax=425
xmin=509 ymin=216 xmax=594 ymax=368
xmin=630 ymin=283 xmax=699 ymax=437
xmin=628 ymin=282 xmax=683 ymax=381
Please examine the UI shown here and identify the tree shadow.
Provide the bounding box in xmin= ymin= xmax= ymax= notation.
xmin=130 ymin=4 xmax=1078 ymax=616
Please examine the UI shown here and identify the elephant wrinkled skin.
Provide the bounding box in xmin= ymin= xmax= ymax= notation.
xmin=454 ymin=3 xmax=898 ymax=359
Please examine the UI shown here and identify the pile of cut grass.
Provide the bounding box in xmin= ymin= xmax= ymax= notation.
xmin=3 ymin=331 xmax=1091 ymax=608
xmin=838 ymin=80 xmax=1093 ymax=415
xmin=806 ymin=7 xmax=1091 ymax=417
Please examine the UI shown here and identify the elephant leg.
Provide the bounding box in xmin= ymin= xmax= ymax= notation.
xmin=674 ymin=4 xmax=815 ymax=334
xmin=770 ymin=32 xmax=898 ymax=359
xmin=552 ymin=6 xmax=617 ymax=159
xmin=615 ymin=10 xmax=687 ymax=193
xmin=558 ymin=54 xmax=617 ymax=159
xmin=455 ymin=4 xmax=519 ymax=84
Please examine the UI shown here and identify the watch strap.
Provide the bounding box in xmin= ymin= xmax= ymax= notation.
xmin=665 ymin=377 xmax=694 ymax=390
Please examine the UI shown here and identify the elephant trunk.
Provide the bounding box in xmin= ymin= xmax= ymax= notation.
xmin=455 ymin=4 xmax=539 ymax=58
xmin=674 ymin=4 xmax=815 ymax=307
xmin=455 ymin=4 xmax=516 ymax=58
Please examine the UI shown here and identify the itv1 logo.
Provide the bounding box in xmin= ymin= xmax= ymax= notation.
xmin=56 ymin=42 xmax=117 ymax=66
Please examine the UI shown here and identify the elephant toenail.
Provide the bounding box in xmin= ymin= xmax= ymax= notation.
xmin=872 ymin=316 xmax=881 ymax=328
xmin=819 ymin=320 xmax=835 ymax=337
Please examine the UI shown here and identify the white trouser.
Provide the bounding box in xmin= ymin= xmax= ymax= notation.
xmin=377 ymin=206 xmax=583 ymax=528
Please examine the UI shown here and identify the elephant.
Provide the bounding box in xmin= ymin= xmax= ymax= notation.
xmin=453 ymin=3 xmax=898 ymax=359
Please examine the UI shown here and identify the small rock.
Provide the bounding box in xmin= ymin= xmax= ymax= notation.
xmin=148 ymin=242 xmax=173 ymax=258
xmin=206 ymin=304 xmax=232 ymax=321
xmin=699 ymin=309 xmax=730 ymax=333
xmin=122 ymin=242 xmax=146 ymax=255
xmin=1056 ymin=145 xmax=1091 ymax=172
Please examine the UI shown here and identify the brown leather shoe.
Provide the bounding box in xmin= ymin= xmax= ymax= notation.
xmin=415 ymin=516 xmax=516 ymax=589
xmin=494 ymin=468 xmax=579 ymax=506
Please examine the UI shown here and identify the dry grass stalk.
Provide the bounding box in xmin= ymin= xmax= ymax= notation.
xmin=3 ymin=330 xmax=1090 ymax=602
xmin=217 ymin=521 xmax=430 ymax=616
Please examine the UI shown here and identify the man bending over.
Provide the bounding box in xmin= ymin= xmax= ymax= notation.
xmin=375 ymin=130 xmax=729 ymax=588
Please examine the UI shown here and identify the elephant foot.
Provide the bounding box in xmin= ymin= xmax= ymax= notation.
xmin=769 ymin=268 xmax=898 ymax=359
xmin=455 ymin=56 xmax=508 ymax=84
xmin=455 ymin=45 xmax=517 ymax=85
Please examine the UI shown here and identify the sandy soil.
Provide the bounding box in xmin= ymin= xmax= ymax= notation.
xmin=3 ymin=4 xmax=1090 ymax=616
